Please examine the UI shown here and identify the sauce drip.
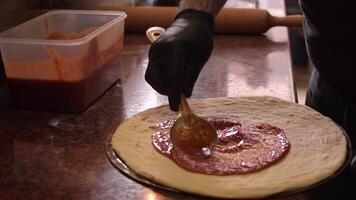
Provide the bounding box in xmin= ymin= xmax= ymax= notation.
xmin=151 ymin=117 xmax=290 ymax=175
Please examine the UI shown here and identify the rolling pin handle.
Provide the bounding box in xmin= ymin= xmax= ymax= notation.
xmin=146 ymin=26 xmax=166 ymax=43
xmin=269 ymin=15 xmax=303 ymax=28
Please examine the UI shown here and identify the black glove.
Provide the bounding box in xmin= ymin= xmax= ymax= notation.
xmin=145 ymin=9 xmax=214 ymax=111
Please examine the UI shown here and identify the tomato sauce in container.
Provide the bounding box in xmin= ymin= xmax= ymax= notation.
xmin=0 ymin=10 xmax=127 ymax=112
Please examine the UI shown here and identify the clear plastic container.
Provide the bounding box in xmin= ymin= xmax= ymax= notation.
xmin=0 ymin=10 xmax=127 ymax=113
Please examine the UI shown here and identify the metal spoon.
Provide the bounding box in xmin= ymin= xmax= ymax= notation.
xmin=170 ymin=94 xmax=217 ymax=157
xmin=146 ymin=27 xmax=218 ymax=157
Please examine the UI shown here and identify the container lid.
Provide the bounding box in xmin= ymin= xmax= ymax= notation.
xmin=0 ymin=10 xmax=127 ymax=46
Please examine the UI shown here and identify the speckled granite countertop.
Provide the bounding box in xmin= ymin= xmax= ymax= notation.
xmin=0 ymin=2 xmax=308 ymax=199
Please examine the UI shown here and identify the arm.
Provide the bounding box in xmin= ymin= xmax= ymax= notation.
xmin=145 ymin=0 xmax=227 ymax=111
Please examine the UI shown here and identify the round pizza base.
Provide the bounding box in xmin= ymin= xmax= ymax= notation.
xmin=111 ymin=96 xmax=347 ymax=199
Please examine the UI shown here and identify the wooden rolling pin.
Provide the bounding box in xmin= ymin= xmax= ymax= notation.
xmin=102 ymin=6 xmax=302 ymax=34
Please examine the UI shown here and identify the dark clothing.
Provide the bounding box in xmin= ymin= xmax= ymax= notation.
xmin=299 ymin=0 xmax=356 ymax=150
xmin=306 ymin=69 xmax=356 ymax=200
xmin=306 ymin=70 xmax=356 ymax=146
xmin=299 ymin=0 xmax=356 ymax=198
xmin=300 ymin=0 xmax=356 ymax=103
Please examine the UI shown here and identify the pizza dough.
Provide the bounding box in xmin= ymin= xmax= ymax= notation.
xmin=111 ymin=96 xmax=347 ymax=199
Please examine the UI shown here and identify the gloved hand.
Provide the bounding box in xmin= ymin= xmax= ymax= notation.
xmin=145 ymin=9 xmax=215 ymax=111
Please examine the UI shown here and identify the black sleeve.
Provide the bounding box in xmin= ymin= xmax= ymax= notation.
xmin=299 ymin=0 xmax=356 ymax=102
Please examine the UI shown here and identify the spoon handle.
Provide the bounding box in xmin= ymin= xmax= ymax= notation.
xmin=179 ymin=94 xmax=193 ymax=124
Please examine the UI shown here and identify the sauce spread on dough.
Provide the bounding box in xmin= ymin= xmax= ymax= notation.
xmin=150 ymin=117 xmax=290 ymax=175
